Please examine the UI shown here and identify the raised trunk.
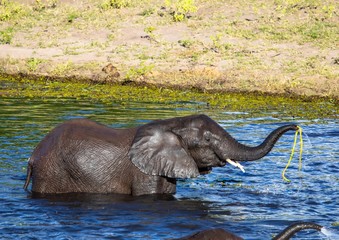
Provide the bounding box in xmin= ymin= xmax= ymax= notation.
xmin=220 ymin=124 xmax=298 ymax=161
xmin=272 ymin=222 xmax=323 ymax=240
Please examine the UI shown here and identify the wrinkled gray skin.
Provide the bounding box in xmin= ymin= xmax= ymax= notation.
xmin=24 ymin=114 xmax=297 ymax=196
xmin=177 ymin=222 xmax=323 ymax=240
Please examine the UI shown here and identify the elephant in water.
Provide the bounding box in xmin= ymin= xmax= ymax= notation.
xmin=24 ymin=114 xmax=297 ymax=196
xmin=177 ymin=222 xmax=324 ymax=240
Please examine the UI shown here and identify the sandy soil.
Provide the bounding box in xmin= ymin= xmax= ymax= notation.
xmin=1 ymin=0 xmax=338 ymax=98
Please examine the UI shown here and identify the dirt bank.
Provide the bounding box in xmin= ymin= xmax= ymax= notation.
xmin=1 ymin=0 xmax=338 ymax=98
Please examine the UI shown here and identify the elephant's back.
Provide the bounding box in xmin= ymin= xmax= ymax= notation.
xmin=30 ymin=118 xmax=137 ymax=193
xmin=56 ymin=118 xmax=136 ymax=144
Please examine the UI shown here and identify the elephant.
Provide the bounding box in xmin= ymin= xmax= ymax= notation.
xmin=177 ymin=222 xmax=324 ymax=240
xmin=24 ymin=114 xmax=298 ymax=196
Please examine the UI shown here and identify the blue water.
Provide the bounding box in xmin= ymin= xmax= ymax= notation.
xmin=0 ymin=97 xmax=338 ymax=239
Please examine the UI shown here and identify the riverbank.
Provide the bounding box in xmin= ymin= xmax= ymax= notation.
xmin=0 ymin=0 xmax=338 ymax=98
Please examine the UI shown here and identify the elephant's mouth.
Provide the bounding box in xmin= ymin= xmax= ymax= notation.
xmin=198 ymin=167 xmax=212 ymax=175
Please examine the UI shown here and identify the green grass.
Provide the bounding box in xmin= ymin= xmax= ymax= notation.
xmin=2 ymin=0 xmax=336 ymax=47
xmin=32 ymin=0 xmax=58 ymax=12
xmin=125 ymin=61 xmax=155 ymax=80
xmin=26 ymin=58 xmax=44 ymax=72
xmin=165 ymin=0 xmax=197 ymax=22
xmin=1 ymin=0 xmax=336 ymax=44
xmin=100 ymin=0 xmax=131 ymax=10
xmin=0 ymin=26 xmax=14 ymax=44
xmin=0 ymin=0 xmax=26 ymax=21
xmin=51 ymin=61 xmax=75 ymax=76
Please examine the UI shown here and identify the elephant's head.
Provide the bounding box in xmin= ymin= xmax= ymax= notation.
xmin=128 ymin=114 xmax=298 ymax=178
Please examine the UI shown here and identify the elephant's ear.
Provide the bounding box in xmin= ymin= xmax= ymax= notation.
xmin=128 ymin=124 xmax=199 ymax=178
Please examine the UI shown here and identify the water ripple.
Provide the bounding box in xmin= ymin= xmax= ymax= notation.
xmin=0 ymin=97 xmax=338 ymax=239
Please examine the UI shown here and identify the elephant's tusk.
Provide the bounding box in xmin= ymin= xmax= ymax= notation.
xmin=226 ymin=159 xmax=245 ymax=173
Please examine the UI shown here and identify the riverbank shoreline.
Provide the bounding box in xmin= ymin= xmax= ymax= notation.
xmin=1 ymin=0 xmax=338 ymax=99
xmin=2 ymin=73 xmax=338 ymax=120
xmin=1 ymin=71 xmax=338 ymax=102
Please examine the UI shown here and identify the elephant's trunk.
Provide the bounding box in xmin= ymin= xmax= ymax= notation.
xmin=219 ymin=124 xmax=298 ymax=161
xmin=272 ymin=222 xmax=323 ymax=240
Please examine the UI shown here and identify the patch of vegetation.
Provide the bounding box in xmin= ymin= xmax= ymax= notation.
xmin=26 ymin=58 xmax=44 ymax=72
xmin=274 ymin=0 xmax=333 ymax=14
xmin=33 ymin=0 xmax=58 ymax=12
xmin=165 ymin=0 xmax=197 ymax=22
xmin=283 ymin=55 xmax=335 ymax=78
xmin=125 ymin=62 xmax=155 ymax=80
xmin=140 ymin=7 xmax=154 ymax=17
xmin=51 ymin=61 xmax=74 ymax=76
xmin=223 ymin=23 xmax=256 ymax=40
xmin=67 ymin=11 xmax=80 ymax=23
xmin=138 ymin=52 xmax=153 ymax=60
xmin=298 ymin=21 xmax=337 ymax=44
xmin=90 ymin=40 xmax=110 ymax=50
xmin=0 ymin=0 xmax=25 ymax=21
xmin=0 ymin=27 xmax=14 ymax=44
xmin=144 ymin=25 xmax=158 ymax=41
xmin=100 ymin=0 xmax=131 ymax=10
xmin=214 ymin=0 xmax=338 ymax=48
xmin=144 ymin=26 xmax=156 ymax=34
xmin=178 ymin=39 xmax=194 ymax=48
xmin=210 ymin=33 xmax=232 ymax=53
xmin=64 ymin=46 xmax=83 ymax=55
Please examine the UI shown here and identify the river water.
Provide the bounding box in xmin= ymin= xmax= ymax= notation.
xmin=0 ymin=97 xmax=338 ymax=239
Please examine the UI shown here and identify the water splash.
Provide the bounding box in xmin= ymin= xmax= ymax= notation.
xmin=321 ymin=227 xmax=339 ymax=239
xmin=302 ymin=131 xmax=314 ymax=149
